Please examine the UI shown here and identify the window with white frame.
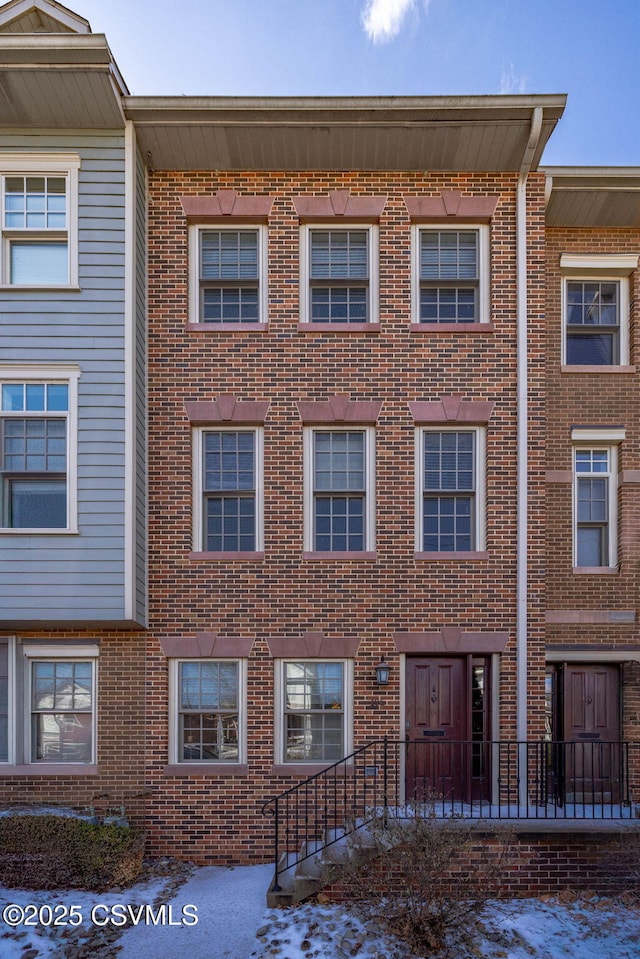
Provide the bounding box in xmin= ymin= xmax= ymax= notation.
xmin=304 ymin=428 xmax=375 ymax=552
xmin=189 ymin=226 xmax=267 ymax=324
xmin=279 ymin=660 xmax=351 ymax=763
xmin=565 ymin=280 xmax=622 ymax=364
xmin=413 ymin=226 xmax=489 ymax=324
xmin=560 ymin=254 xmax=636 ymax=366
xmin=573 ymin=446 xmax=618 ymax=567
xmin=0 ymin=639 xmax=98 ymax=766
xmin=171 ymin=659 xmax=244 ymax=764
xmin=1 ymin=369 xmax=79 ymax=531
xmin=193 ymin=427 xmax=263 ymax=553
xmin=300 ymin=226 xmax=378 ymax=324
xmin=1 ymin=154 xmax=79 ymax=287
xmin=417 ymin=429 xmax=485 ymax=552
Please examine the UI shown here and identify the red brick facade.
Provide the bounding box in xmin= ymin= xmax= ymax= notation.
xmin=142 ymin=170 xmax=549 ymax=862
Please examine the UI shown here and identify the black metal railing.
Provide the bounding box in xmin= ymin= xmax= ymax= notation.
xmin=261 ymin=739 xmax=640 ymax=892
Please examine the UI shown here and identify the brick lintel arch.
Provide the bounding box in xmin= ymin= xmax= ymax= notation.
xmin=393 ymin=628 xmax=508 ymax=655
xmin=160 ymin=633 xmax=255 ymax=658
xmin=184 ymin=395 xmax=270 ymax=425
xmin=292 ymin=189 xmax=386 ymax=222
xmin=297 ymin=394 xmax=382 ymax=425
xmin=404 ymin=190 xmax=499 ymax=223
xmin=180 ymin=189 xmax=274 ymax=223
xmin=267 ymin=632 xmax=361 ymax=659
xmin=409 ymin=395 xmax=494 ymax=425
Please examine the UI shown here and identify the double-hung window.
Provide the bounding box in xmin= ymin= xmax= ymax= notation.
xmin=301 ymin=226 xmax=377 ymax=325
xmin=280 ymin=660 xmax=350 ymax=763
xmin=1 ymin=154 xmax=79 ymax=287
xmin=0 ymin=638 xmax=98 ymax=766
xmin=414 ymin=227 xmax=488 ymax=324
xmin=418 ymin=429 xmax=484 ymax=553
xmin=31 ymin=659 xmax=94 ymax=763
xmin=560 ymin=255 xmax=636 ymax=366
xmin=565 ymin=281 xmax=620 ymax=365
xmin=305 ymin=428 xmax=375 ymax=552
xmin=190 ymin=226 xmax=266 ymax=325
xmin=193 ymin=428 xmax=263 ymax=553
xmin=172 ymin=659 xmax=244 ymax=764
xmin=1 ymin=369 xmax=78 ymax=532
xmin=573 ymin=447 xmax=617 ymax=567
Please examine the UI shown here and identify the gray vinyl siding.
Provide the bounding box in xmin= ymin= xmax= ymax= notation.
xmin=134 ymin=145 xmax=147 ymax=625
xmin=0 ymin=131 xmax=144 ymax=625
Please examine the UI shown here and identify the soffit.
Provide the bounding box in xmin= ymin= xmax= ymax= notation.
xmin=125 ymin=95 xmax=566 ymax=172
xmin=0 ymin=34 xmax=128 ymax=128
xmin=545 ymin=167 xmax=640 ymax=228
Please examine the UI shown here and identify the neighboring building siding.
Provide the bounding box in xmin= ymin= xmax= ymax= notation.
xmin=0 ymin=132 xmax=143 ymax=624
xmin=134 ymin=144 xmax=148 ymax=626
xmin=545 ymin=226 xmax=640 ymax=740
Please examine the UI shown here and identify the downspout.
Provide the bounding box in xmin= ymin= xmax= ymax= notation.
xmin=516 ymin=107 xmax=543 ymax=806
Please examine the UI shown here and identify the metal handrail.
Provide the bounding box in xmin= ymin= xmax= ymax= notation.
xmin=261 ymin=738 xmax=639 ymax=893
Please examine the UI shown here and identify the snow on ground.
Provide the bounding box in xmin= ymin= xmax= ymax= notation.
xmin=251 ymin=894 xmax=640 ymax=959
xmin=0 ymin=867 xmax=638 ymax=959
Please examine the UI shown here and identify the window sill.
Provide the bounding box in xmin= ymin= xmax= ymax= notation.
xmin=0 ymin=527 xmax=78 ymax=535
xmin=415 ymin=550 xmax=489 ymax=561
xmin=163 ymin=764 xmax=248 ymax=777
xmin=0 ymin=285 xmax=80 ymax=293
xmin=303 ymin=551 xmax=377 ymax=561
xmin=0 ymin=764 xmax=98 ymax=776
xmin=189 ymin=551 xmax=265 ymax=561
xmin=186 ymin=322 xmax=267 ymax=333
xmin=410 ymin=322 xmax=494 ymax=334
xmin=572 ymin=566 xmax=619 ymax=575
xmin=297 ymin=323 xmax=380 ymax=334
xmin=561 ymin=365 xmax=636 ymax=374
xmin=271 ymin=764 xmax=354 ymax=777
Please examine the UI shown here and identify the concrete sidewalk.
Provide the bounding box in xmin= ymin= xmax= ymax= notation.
xmin=117 ymin=863 xmax=273 ymax=959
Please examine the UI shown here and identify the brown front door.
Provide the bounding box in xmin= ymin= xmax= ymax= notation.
xmin=563 ymin=664 xmax=621 ymax=801
xmin=406 ymin=656 xmax=489 ymax=802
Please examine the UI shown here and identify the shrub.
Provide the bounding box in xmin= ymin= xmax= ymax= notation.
xmin=326 ymin=803 xmax=513 ymax=956
xmin=0 ymin=814 xmax=145 ymax=890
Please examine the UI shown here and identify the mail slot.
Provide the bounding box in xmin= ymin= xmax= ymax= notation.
xmin=423 ymin=730 xmax=445 ymax=737
xmin=577 ymin=733 xmax=601 ymax=740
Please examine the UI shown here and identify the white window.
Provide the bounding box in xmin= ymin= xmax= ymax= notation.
xmin=416 ymin=428 xmax=486 ymax=552
xmin=192 ymin=427 xmax=263 ymax=553
xmin=169 ymin=659 xmax=246 ymax=764
xmin=300 ymin=225 xmax=378 ymax=324
xmin=561 ymin=254 xmax=636 ymax=366
xmin=0 ymin=639 xmax=98 ymax=766
xmin=189 ymin=225 xmax=267 ymax=325
xmin=304 ymin=427 xmax=376 ymax=552
xmin=276 ymin=659 xmax=352 ymax=764
xmin=412 ymin=226 xmax=489 ymax=324
xmin=0 ymin=154 xmax=80 ymax=287
xmin=0 ymin=366 xmax=79 ymax=532
xmin=573 ymin=444 xmax=619 ymax=568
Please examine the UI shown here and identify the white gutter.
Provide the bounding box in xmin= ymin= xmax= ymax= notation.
xmin=516 ymin=107 xmax=543 ymax=804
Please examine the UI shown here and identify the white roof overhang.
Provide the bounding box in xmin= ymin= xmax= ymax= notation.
xmin=124 ymin=94 xmax=566 ymax=172
xmin=545 ymin=167 xmax=640 ymax=228
xmin=0 ymin=33 xmax=128 ymax=129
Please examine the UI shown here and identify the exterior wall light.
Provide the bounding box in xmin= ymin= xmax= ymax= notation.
xmin=375 ymin=656 xmax=391 ymax=686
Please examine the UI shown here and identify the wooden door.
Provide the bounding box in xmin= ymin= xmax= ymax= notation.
xmin=563 ymin=664 xmax=621 ymax=801
xmin=406 ymin=657 xmax=468 ymax=801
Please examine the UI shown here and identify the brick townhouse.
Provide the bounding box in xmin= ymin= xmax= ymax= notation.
xmin=0 ymin=0 xmax=638 ymax=874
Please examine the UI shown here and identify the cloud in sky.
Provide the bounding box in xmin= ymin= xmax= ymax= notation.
xmin=499 ymin=63 xmax=529 ymax=95
xmin=361 ymin=0 xmax=426 ymax=44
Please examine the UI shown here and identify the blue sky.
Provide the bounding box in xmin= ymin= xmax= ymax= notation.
xmin=68 ymin=0 xmax=640 ymax=166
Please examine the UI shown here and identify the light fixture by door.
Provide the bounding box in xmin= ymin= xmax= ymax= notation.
xmin=375 ymin=656 xmax=391 ymax=686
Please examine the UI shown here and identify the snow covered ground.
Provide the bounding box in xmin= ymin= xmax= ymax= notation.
xmin=0 ymin=866 xmax=638 ymax=959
